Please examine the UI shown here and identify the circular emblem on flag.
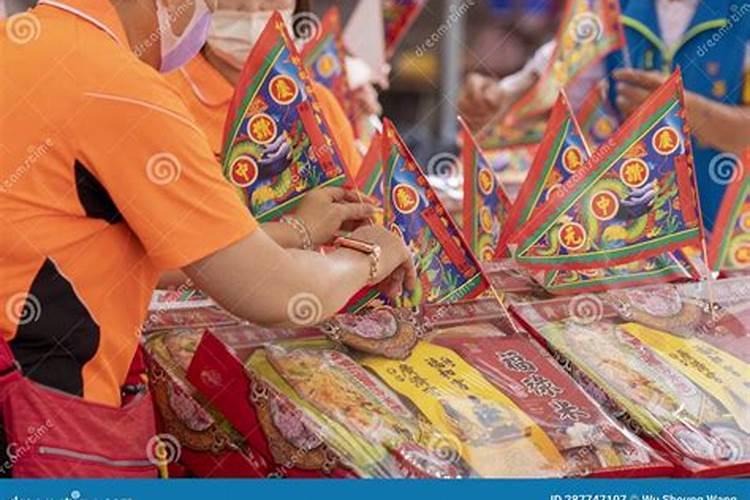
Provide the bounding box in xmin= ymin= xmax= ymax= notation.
xmin=247 ymin=113 xmax=277 ymax=145
xmin=558 ymin=222 xmax=587 ymax=251
xmin=392 ymin=183 xmax=420 ymax=214
xmin=619 ymin=158 xmax=650 ymax=188
xmin=480 ymin=206 xmax=494 ymax=233
xmin=477 ymin=167 xmax=495 ymax=195
xmin=741 ymin=211 xmax=750 ymax=233
xmin=652 ymin=126 xmax=681 ymax=156
xmin=731 ymin=242 xmax=750 ymax=268
xmin=229 ymin=155 xmax=259 ymax=188
xmin=481 ymin=245 xmax=496 ymax=262
xmin=269 ymin=75 xmax=299 ymax=105
xmin=561 ymin=146 xmax=585 ymax=173
xmin=593 ymin=116 xmax=615 ymax=142
xmin=590 ymin=190 xmax=620 ymax=221
xmin=546 ymin=183 xmax=563 ymax=201
xmin=316 ymin=54 xmax=339 ymax=79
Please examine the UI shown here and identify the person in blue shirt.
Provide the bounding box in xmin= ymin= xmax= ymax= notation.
xmin=460 ymin=0 xmax=750 ymax=232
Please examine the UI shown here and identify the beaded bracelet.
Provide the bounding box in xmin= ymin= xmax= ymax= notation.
xmin=280 ymin=215 xmax=313 ymax=250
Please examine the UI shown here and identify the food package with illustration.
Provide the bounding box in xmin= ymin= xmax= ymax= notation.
xmin=511 ymin=277 xmax=750 ymax=477
xmin=144 ymin=299 xmax=670 ymax=478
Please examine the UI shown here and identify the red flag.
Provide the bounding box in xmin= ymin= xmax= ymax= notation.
xmin=382 ymin=119 xmax=490 ymax=305
xmin=460 ymin=118 xmax=512 ymax=261
xmin=383 ymin=0 xmax=428 ymax=58
xmin=511 ymin=70 xmax=704 ymax=271
xmin=221 ymin=12 xmax=350 ymax=222
xmin=507 ymin=0 xmax=624 ymax=123
xmin=301 ymin=7 xmax=357 ymax=133
xmin=576 ymin=80 xmax=620 ymax=149
xmin=708 ymin=151 xmax=750 ymax=274
xmin=497 ymin=93 xmax=589 ymax=257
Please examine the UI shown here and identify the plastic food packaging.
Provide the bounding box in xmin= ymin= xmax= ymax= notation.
xmin=144 ymin=300 xmax=671 ymax=478
xmin=512 ymin=277 xmax=750 ymax=477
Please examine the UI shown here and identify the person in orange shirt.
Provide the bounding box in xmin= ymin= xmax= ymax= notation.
xmin=0 ymin=0 xmax=414 ymax=410
xmin=166 ymin=0 xmax=371 ymax=177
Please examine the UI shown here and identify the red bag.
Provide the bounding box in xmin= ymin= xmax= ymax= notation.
xmin=0 ymin=338 xmax=158 ymax=478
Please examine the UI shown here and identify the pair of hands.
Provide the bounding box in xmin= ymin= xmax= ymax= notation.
xmin=291 ymin=186 xmax=416 ymax=298
xmin=457 ymin=68 xmax=669 ymax=132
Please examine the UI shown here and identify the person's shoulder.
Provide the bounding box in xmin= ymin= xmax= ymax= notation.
xmin=79 ymin=45 xmax=196 ymax=122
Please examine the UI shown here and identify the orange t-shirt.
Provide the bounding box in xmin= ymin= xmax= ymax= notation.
xmin=0 ymin=1 xmax=256 ymax=406
xmin=166 ymin=52 xmax=363 ymax=176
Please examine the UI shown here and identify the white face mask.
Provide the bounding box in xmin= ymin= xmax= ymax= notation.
xmin=206 ymin=9 xmax=294 ymax=70
xmin=156 ymin=0 xmax=213 ymax=73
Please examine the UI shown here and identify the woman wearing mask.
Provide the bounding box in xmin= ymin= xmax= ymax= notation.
xmin=0 ymin=0 xmax=414 ymax=412
xmin=167 ymin=0 xmax=372 ymax=177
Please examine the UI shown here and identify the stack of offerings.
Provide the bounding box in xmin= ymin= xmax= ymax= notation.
xmin=511 ymin=277 xmax=750 ymax=477
xmin=143 ymin=300 xmax=671 ymax=478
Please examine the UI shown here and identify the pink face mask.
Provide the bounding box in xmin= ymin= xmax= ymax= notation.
xmin=155 ymin=0 xmax=212 ymax=73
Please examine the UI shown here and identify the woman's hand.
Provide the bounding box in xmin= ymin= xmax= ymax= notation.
xmin=347 ymin=225 xmax=417 ymax=298
xmin=293 ymin=187 xmax=376 ymax=247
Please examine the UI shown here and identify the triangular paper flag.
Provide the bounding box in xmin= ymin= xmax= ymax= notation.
xmin=355 ymin=132 xmax=385 ymax=203
xmin=708 ymin=153 xmax=750 ymax=274
xmin=511 ymin=70 xmax=703 ymax=270
xmin=382 ymin=119 xmax=490 ymax=305
xmin=497 ymin=93 xmax=589 ymax=256
xmin=507 ymin=0 xmax=624 ymax=123
xmin=576 ymin=80 xmax=620 ymax=150
xmin=540 ymin=253 xmax=694 ymax=294
xmin=460 ymin=118 xmax=511 ymax=261
xmin=301 ymin=7 xmax=356 ymax=130
xmin=221 ymin=12 xmax=350 ymax=222
xmin=383 ymin=0 xmax=427 ymax=58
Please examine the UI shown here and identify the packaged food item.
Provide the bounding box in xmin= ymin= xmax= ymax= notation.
xmin=361 ymin=341 xmax=567 ymax=477
xmin=251 ymin=340 xmax=467 ymax=478
xmin=512 ymin=278 xmax=750 ymax=476
xmin=144 ymin=325 xmax=353 ymax=478
xmin=433 ymin=335 xmax=673 ymax=477
xmin=145 ymin=329 xmax=267 ymax=477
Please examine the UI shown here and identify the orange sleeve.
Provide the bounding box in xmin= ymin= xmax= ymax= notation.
xmin=76 ymin=72 xmax=256 ymax=270
xmin=312 ymin=82 xmax=363 ymax=178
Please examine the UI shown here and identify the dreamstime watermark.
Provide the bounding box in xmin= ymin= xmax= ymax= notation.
xmin=569 ymin=12 xmax=603 ymax=43
xmin=146 ymin=152 xmax=182 ymax=185
xmin=567 ymin=293 xmax=604 ymax=325
xmin=131 ymin=0 xmax=198 ymax=58
xmin=291 ymin=12 xmax=322 ymax=44
xmin=696 ymin=3 xmax=750 ymax=57
xmin=0 ymin=420 xmax=55 ymax=475
xmin=287 ymin=292 xmax=323 ymax=326
xmin=146 ymin=433 xmax=182 ymax=468
xmin=708 ymin=152 xmax=744 ymax=185
xmin=5 ymin=292 xmax=42 ymax=326
xmin=426 ymin=152 xmax=460 ymax=178
xmin=0 ymin=138 xmax=54 ymax=194
xmin=415 ymin=0 xmax=476 ymax=57
xmin=5 ymin=12 xmax=41 ymax=45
